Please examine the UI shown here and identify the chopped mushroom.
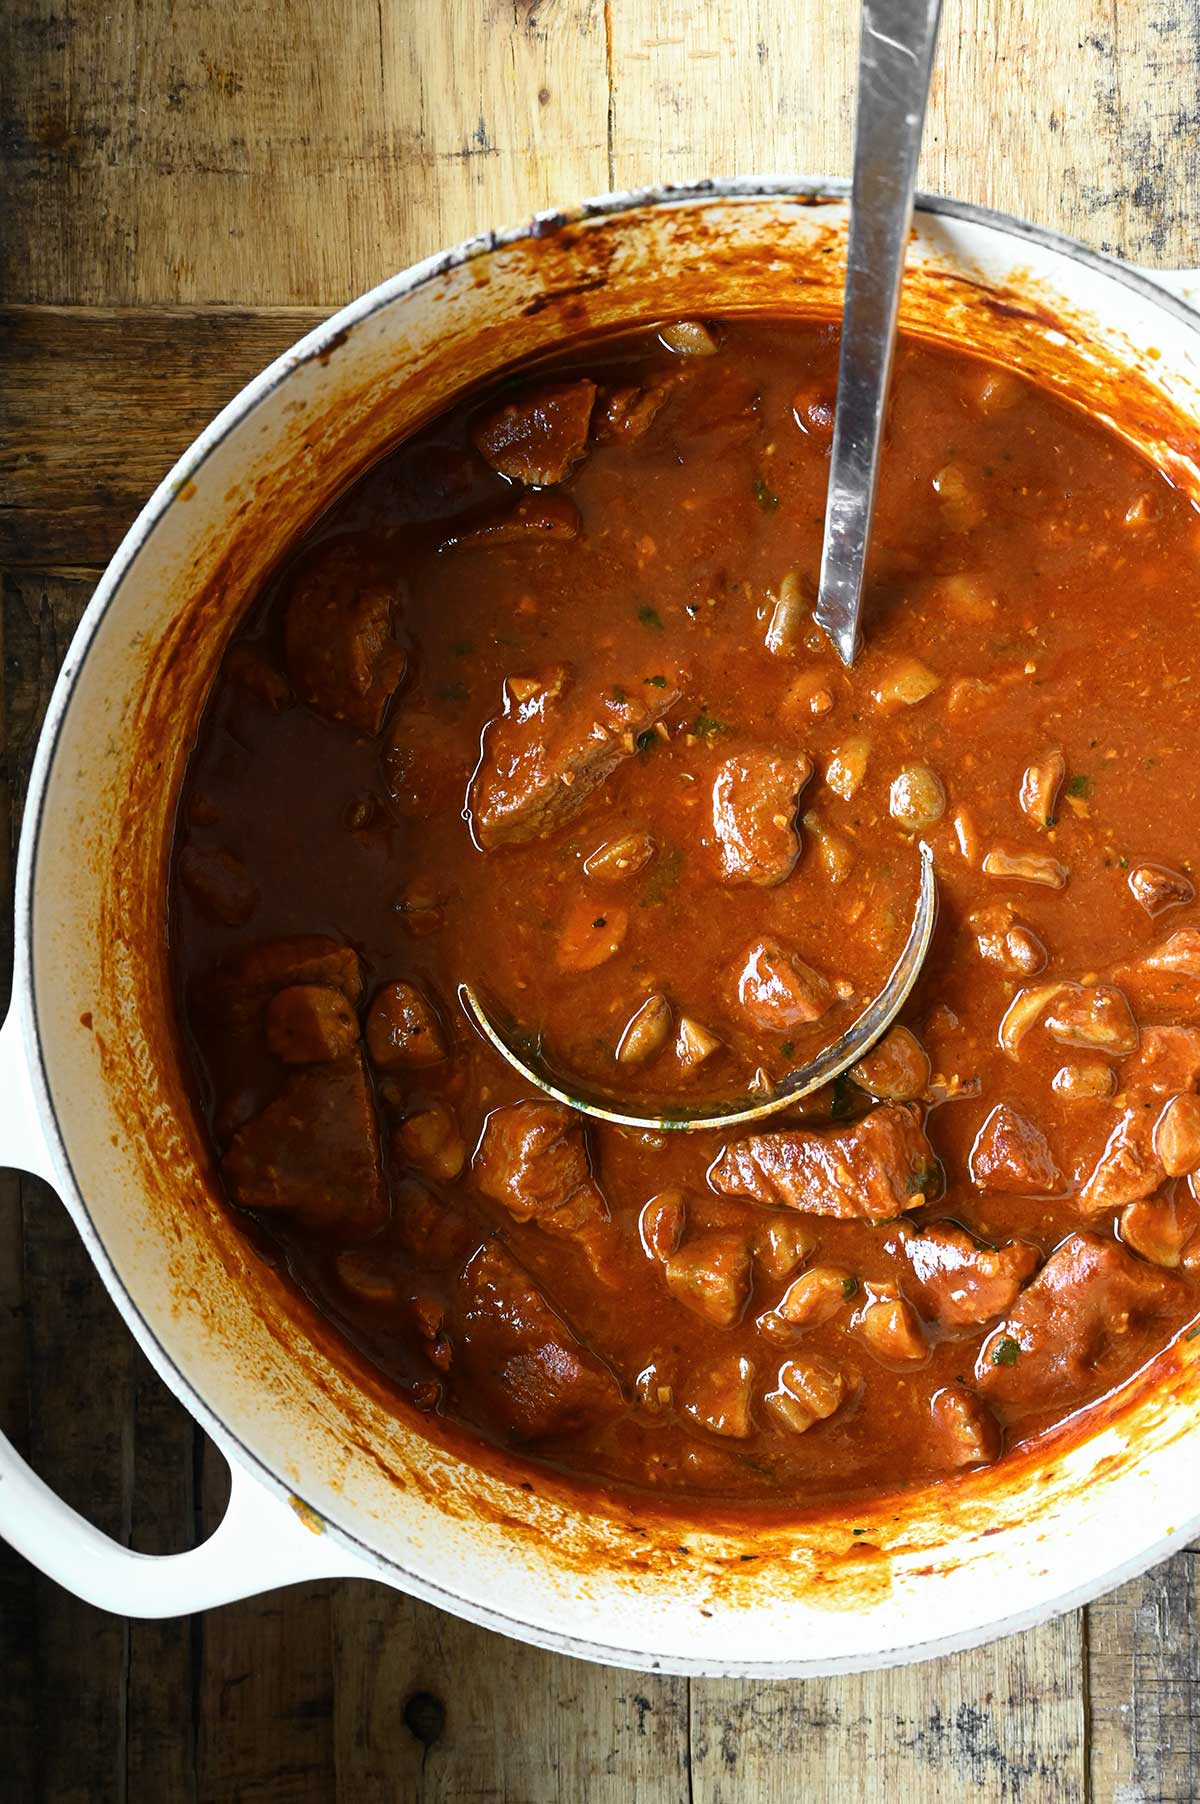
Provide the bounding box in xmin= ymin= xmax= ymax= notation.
xmin=593 ymin=381 xmax=673 ymax=445
xmin=1154 ymin=1094 xmax=1200 ymax=1177
xmin=802 ymin=810 xmax=856 ymax=884
xmin=982 ymin=848 xmax=1068 ymax=889
xmin=930 ymin=1387 xmax=1001 ymax=1468
xmin=969 ymin=904 xmax=1048 ymax=977
xmin=764 ymin=571 xmax=808 ymax=657
xmin=858 ymin=1290 xmax=927 ymax=1363
xmin=366 ymin=981 xmax=447 ymax=1068
xmin=889 ymin=764 xmax=946 ymax=834
xmin=763 ymin=1264 xmax=856 ymax=1332
xmin=998 ymin=982 xmax=1067 ymax=1056
xmin=753 ymin=1217 xmax=815 ymax=1282
xmin=659 ymin=319 xmax=719 ymax=356
xmin=680 ymin=1354 xmax=755 ymax=1438
xmin=617 ymin=994 xmax=672 ymax=1064
xmin=397 ymin=1102 xmax=467 ymax=1181
xmin=932 ymin=463 xmax=983 ymax=531
xmin=969 ymin=1104 xmax=1063 ymax=1195
xmin=639 ymin=1190 xmax=687 ymax=1262
xmin=1018 ymin=750 xmax=1066 ymax=829
xmin=850 ymin=1026 xmax=930 ymax=1101
xmin=826 ymin=736 xmax=871 ymax=801
xmin=1127 ymin=862 xmax=1195 ymax=917
xmin=584 ymin=831 xmax=656 ymax=881
xmin=664 ymin=1232 xmax=753 ymax=1327
xmin=1121 ymin=1189 xmax=1200 ymax=1267
xmin=764 ymin=1356 xmax=846 ymax=1435
xmin=438 ymin=491 xmax=582 ymax=551
xmin=872 ymin=656 xmax=941 ymax=713
xmin=676 ymin=1015 xmax=722 ymax=1073
xmin=1053 ymin=1061 xmax=1117 ymax=1101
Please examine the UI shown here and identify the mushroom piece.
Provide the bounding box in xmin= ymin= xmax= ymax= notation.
xmin=1018 ymin=750 xmax=1066 ymax=829
xmin=850 ymin=1026 xmax=931 ymax=1101
xmin=982 ymin=848 xmax=1068 ymax=890
xmin=659 ymin=319 xmax=719 ymax=356
xmin=616 ymin=994 xmax=672 ymax=1065
xmin=676 ymin=1016 xmax=722 ymax=1073
xmin=889 ymin=765 xmax=946 ymax=834
xmin=366 ymin=981 xmax=447 ymax=1069
xmin=764 ymin=1356 xmax=846 ymax=1435
xmin=825 ymin=736 xmax=871 ymax=801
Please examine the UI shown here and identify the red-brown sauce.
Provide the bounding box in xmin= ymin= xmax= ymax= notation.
xmin=171 ymin=317 xmax=1200 ymax=1509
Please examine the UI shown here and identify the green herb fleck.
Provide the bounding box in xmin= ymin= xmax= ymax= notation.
xmin=754 ymin=476 xmax=779 ymax=512
xmin=830 ymin=1073 xmax=857 ymax=1121
xmin=644 ymin=674 xmax=667 ymax=688
xmin=610 ymin=685 xmax=628 ymax=704
xmin=907 ymin=1163 xmax=939 ymax=1197
xmin=852 ymin=1527 xmax=866 ymax=1536
xmin=992 ymin=1336 xmax=1021 ymax=1367
xmin=638 ymin=605 xmax=663 ymax=630
xmin=1066 ymin=774 xmax=1092 ymax=799
xmin=842 ymin=1276 xmax=860 ymax=1300
xmin=692 ymin=710 xmax=728 ymax=740
xmin=1185 ymin=1324 xmax=1200 ymax=1342
xmin=641 ymin=845 xmax=683 ymax=906
xmin=1119 ymin=855 xmax=1130 ymax=869
xmin=780 ymin=1040 xmax=795 ymax=1060
xmin=436 ymin=680 xmax=468 ymax=704
xmin=635 ymin=729 xmax=657 ymax=757
xmin=592 ymin=916 xmax=606 ymax=930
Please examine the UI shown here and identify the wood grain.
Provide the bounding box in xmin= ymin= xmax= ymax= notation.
xmin=5 ymin=3 xmax=1200 ymax=1801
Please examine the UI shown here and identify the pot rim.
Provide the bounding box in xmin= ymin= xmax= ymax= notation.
xmin=13 ymin=175 xmax=1200 ymax=1673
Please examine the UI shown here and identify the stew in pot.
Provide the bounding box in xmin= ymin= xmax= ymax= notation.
xmin=171 ymin=317 xmax=1200 ymax=1510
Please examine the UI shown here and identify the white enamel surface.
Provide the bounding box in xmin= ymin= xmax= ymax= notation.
xmin=2 ymin=186 xmax=1200 ymax=1669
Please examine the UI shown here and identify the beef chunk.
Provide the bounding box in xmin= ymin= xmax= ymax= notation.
xmin=593 ymin=381 xmax=673 ymax=445
xmin=1080 ymin=1102 xmax=1164 ymax=1213
xmin=284 ymin=544 xmax=406 ymax=733
xmin=208 ymin=935 xmax=362 ymax=1033
xmin=663 ymin=1232 xmax=753 ymax=1327
xmin=470 ymin=663 xmax=685 ymax=848
xmin=930 ymin=1387 xmax=1001 ymax=1468
xmin=890 ymin=1221 xmax=1041 ymax=1327
xmin=976 ymin=1232 xmax=1176 ymax=1408
xmin=1127 ymin=863 xmax=1195 ymax=918
xmin=438 ymin=491 xmax=581 ymax=552
xmin=734 ymin=937 xmax=831 ymax=1033
xmin=265 ymin=984 xmax=360 ymax=1064
xmin=858 ymin=1292 xmax=927 ymax=1363
xmin=1155 ymin=1093 xmax=1200 ymax=1176
xmin=178 ymin=846 xmax=258 ymax=926
xmin=1123 ymin=1025 xmax=1200 ymax=1094
xmin=365 ymin=981 xmax=447 ymax=1068
xmin=472 ymin=380 xmax=597 ymax=486
xmin=969 ymin=1104 xmax=1064 ymax=1195
xmin=763 ymin=1356 xmax=845 ymax=1436
xmin=1121 ymin=1188 xmax=1200 ymax=1269
xmin=709 ymin=1102 xmax=936 ymax=1220
xmin=457 ymin=1242 xmax=621 ymax=1441
xmin=969 ymin=903 xmax=1047 ymax=977
xmin=1043 ymin=984 xmax=1137 ymax=1055
xmin=472 ymin=1097 xmax=614 ymax=1267
xmin=710 ymin=751 xmax=812 ymax=886
xmin=222 ymin=1055 xmax=385 ymax=1234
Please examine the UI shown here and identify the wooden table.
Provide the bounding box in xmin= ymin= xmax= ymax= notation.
xmin=3 ymin=4 xmax=1200 ymax=1799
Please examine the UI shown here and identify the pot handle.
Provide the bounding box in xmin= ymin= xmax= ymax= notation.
xmin=0 ymin=1008 xmax=362 ymax=1616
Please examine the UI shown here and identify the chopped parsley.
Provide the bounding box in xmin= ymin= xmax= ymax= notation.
xmin=610 ymin=685 xmax=628 ymax=704
xmin=830 ymin=1072 xmax=857 ymax=1121
xmin=1185 ymin=1324 xmax=1200 ymax=1342
xmin=841 ymin=1277 xmax=860 ymax=1300
xmin=641 ymin=845 xmax=683 ymax=906
xmin=692 ymin=710 xmax=728 ymax=740
xmin=992 ymin=1336 xmax=1021 ymax=1367
xmin=753 ymin=476 xmax=779 ymax=512
xmin=643 ymin=674 xmax=667 ymax=688
xmin=1066 ymin=774 xmax=1092 ymax=799
xmin=907 ymin=1163 xmax=939 ymax=1197
xmin=1119 ymin=855 xmax=1130 ymax=869
xmin=592 ymin=916 xmax=607 ymax=930
xmin=780 ymin=1040 xmax=795 ymax=1060
xmin=436 ymin=680 xmax=468 ymax=704
xmin=635 ymin=729 xmax=657 ymax=757
xmin=637 ymin=605 xmax=663 ymax=630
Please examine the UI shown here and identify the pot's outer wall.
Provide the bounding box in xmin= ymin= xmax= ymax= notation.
xmin=19 ymin=187 xmax=1200 ymax=1672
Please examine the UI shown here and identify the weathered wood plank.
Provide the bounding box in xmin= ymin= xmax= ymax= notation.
xmin=1087 ymin=1544 xmax=1200 ymax=1804
xmin=330 ymin=1585 xmax=690 ymax=1804
xmin=689 ymin=1614 xmax=1087 ymax=1804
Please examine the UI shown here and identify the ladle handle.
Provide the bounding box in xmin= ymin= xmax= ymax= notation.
xmin=816 ymin=0 xmax=944 ymax=667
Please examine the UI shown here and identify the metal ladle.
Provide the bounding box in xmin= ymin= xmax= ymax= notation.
xmin=462 ymin=0 xmax=944 ymax=1131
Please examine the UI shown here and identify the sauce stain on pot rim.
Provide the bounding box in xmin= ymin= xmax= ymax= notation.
xmin=13 ymin=182 xmax=1200 ymax=1670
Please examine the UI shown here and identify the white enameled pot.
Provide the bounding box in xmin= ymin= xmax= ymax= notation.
xmin=3 ymin=181 xmax=1200 ymax=1676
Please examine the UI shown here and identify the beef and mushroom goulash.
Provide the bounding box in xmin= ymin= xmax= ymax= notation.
xmin=172 ymin=317 xmax=1200 ymax=1510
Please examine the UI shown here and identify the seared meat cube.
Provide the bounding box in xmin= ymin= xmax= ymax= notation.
xmin=1154 ymin=1093 xmax=1200 ymax=1177
xmin=976 ymin=1232 xmax=1176 ymax=1408
xmin=1127 ymin=862 xmax=1195 ymax=918
xmin=969 ymin=1104 xmax=1063 ymax=1195
xmin=890 ymin=1221 xmax=1041 ymax=1327
xmin=593 ymin=381 xmax=672 ymax=445
xmin=764 ymin=1356 xmax=845 ymax=1435
xmin=457 ymin=1242 xmax=621 ymax=1441
xmin=366 ymin=981 xmax=447 ymax=1068
xmin=473 ymin=1101 xmax=613 ymax=1281
xmin=709 ymin=1102 xmax=937 ymax=1220
xmin=178 ymin=845 xmax=258 ymax=927
xmin=438 ymin=491 xmax=581 ymax=552
xmin=1042 ymin=984 xmax=1137 ymax=1056
xmin=710 ymin=751 xmax=812 ymax=886
xmin=470 ymin=663 xmax=686 ymax=848
xmin=679 ymin=1353 xmax=755 ymax=1439
xmin=850 ymin=1026 xmax=930 ymax=1102
xmin=663 ymin=1232 xmax=752 ymax=1327
xmin=968 ymin=903 xmax=1047 ymax=978
xmin=472 ymin=380 xmax=597 ymax=486
xmin=930 ymin=1387 xmax=1001 ymax=1468
xmin=1123 ymin=1025 xmax=1200 ymax=1094
xmin=734 ymin=937 xmax=832 ymax=1032
xmin=752 ymin=1216 xmax=815 ymax=1282
xmin=222 ymin=1055 xmax=386 ymax=1235
xmin=265 ymin=984 xmax=360 ymax=1064
xmin=284 ymin=543 xmax=406 ymax=733
xmin=1079 ymin=1103 xmax=1164 ymax=1213
xmin=223 ymin=935 xmax=363 ymax=1011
